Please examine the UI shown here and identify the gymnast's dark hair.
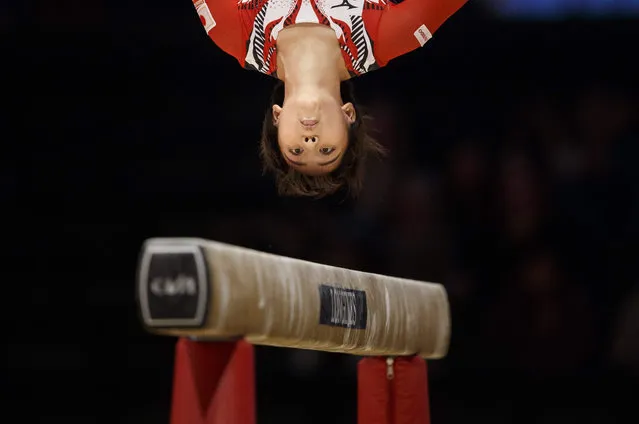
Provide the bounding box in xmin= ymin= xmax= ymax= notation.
xmin=259 ymin=80 xmax=385 ymax=198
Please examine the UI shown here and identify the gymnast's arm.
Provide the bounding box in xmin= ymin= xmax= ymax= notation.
xmin=192 ymin=0 xmax=245 ymax=64
xmin=374 ymin=0 xmax=469 ymax=65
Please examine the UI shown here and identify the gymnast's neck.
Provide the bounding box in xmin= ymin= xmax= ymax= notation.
xmin=276 ymin=24 xmax=350 ymax=100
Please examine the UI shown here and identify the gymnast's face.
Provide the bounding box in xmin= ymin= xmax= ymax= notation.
xmin=273 ymin=95 xmax=356 ymax=176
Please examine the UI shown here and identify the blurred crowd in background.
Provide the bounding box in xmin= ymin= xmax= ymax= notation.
xmin=6 ymin=1 xmax=639 ymax=423
xmin=190 ymin=77 xmax=639 ymax=424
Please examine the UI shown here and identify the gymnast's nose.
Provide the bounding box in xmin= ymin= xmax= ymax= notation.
xmin=304 ymin=136 xmax=318 ymax=143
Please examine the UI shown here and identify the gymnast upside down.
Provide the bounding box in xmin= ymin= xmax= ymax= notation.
xmin=193 ymin=0 xmax=468 ymax=197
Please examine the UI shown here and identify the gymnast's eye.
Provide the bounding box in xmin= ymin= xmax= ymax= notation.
xmin=289 ymin=148 xmax=303 ymax=156
xmin=319 ymin=147 xmax=335 ymax=155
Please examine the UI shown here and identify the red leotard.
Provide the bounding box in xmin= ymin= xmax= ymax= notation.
xmin=192 ymin=0 xmax=467 ymax=77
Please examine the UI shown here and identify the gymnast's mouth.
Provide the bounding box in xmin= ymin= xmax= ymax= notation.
xmin=300 ymin=119 xmax=318 ymax=129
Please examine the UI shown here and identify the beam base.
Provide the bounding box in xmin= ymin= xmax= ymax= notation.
xmin=358 ymin=356 xmax=431 ymax=424
xmin=170 ymin=338 xmax=256 ymax=424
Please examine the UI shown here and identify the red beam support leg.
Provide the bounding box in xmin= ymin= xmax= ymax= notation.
xmin=170 ymin=338 xmax=256 ymax=424
xmin=358 ymin=356 xmax=431 ymax=424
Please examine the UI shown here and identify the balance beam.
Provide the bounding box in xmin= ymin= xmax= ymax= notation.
xmin=136 ymin=238 xmax=450 ymax=359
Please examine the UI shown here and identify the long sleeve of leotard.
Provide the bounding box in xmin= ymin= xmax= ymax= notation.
xmin=374 ymin=0 xmax=469 ymax=66
xmin=193 ymin=0 xmax=245 ymax=64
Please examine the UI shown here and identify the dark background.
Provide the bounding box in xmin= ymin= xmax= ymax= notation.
xmin=5 ymin=1 xmax=639 ymax=423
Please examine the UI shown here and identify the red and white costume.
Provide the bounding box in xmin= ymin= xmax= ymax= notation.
xmin=193 ymin=0 xmax=467 ymax=77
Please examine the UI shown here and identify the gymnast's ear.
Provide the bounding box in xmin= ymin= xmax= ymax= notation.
xmin=272 ymin=104 xmax=282 ymax=127
xmin=341 ymin=102 xmax=356 ymax=125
